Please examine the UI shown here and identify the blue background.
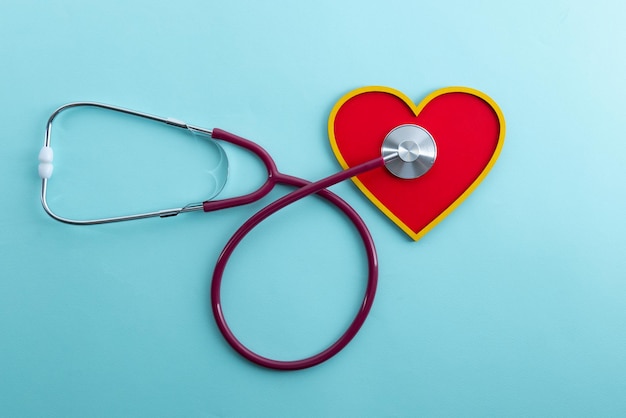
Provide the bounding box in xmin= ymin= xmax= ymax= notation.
xmin=2 ymin=0 xmax=625 ymax=416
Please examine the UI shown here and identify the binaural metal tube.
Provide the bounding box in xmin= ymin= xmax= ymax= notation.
xmin=40 ymin=102 xmax=221 ymax=225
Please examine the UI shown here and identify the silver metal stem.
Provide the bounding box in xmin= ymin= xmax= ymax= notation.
xmin=40 ymin=102 xmax=218 ymax=225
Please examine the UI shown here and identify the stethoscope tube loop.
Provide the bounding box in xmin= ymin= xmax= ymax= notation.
xmin=206 ymin=128 xmax=387 ymax=370
xmin=211 ymin=165 xmax=382 ymax=370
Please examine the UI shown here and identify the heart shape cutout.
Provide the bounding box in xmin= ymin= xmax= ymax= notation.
xmin=328 ymin=86 xmax=505 ymax=240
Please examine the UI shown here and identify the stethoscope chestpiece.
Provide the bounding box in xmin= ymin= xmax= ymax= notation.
xmin=381 ymin=124 xmax=437 ymax=179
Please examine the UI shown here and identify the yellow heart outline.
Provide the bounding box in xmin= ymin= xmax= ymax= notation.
xmin=328 ymin=86 xmax=506 ymax=241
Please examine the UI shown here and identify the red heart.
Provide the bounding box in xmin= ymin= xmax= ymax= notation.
xmin=328 ymin=86 xmax=505 ymax=240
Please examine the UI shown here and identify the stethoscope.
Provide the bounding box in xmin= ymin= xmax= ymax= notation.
xmin=38 ymin=102 xmax=437 ymax=370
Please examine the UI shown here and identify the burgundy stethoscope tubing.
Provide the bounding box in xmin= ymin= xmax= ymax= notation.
xmin=205 ymin=129 xmax=385 ymax=370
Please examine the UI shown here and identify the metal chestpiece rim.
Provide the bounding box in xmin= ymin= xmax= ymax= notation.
xmin=381 ymin=124 xmax=437 ymax=179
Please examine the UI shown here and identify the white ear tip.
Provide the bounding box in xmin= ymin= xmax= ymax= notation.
xmin=39 ymin=146 xmax=53 ymax=163
xmin=38 ymin=147 xmax=54 ymax=178
xmin=39 ymin=162 xmax=53 ymax=179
